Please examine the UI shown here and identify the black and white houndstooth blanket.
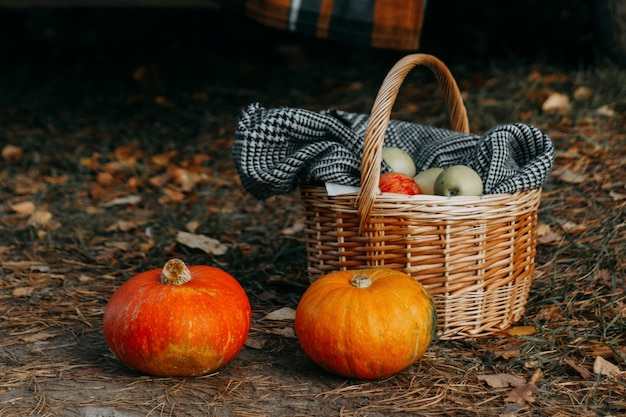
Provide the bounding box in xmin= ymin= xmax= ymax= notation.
xmin=233 ymin=103 xmax=555 ymax=200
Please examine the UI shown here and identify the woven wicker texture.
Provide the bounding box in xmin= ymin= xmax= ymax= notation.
xmin=301 ymin=54 xmax=541 ymax=339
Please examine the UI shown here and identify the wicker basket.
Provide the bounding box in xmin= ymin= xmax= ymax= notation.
xmin=300 ymin=54 xmax=541 ymax=340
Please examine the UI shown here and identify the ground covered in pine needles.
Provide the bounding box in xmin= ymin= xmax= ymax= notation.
xmin=0 ymin=6 xmax=625 ymax=417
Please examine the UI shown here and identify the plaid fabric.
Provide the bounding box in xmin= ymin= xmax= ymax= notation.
xmin=241 ymin=0 xmax=427 ymax=50
xmin=233 ymin=103 xmax=555 ymax=200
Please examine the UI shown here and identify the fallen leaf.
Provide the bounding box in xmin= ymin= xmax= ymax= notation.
xmin=560 ymin=221 xmax=587 ymax=233
xmin=281 ymin=221 xmax=305 ymax=235
xmin=524 ymin=360 xmax=541 ymax=369
xmin=10 ymin=201 xmax=36 ymax=217
xmin=176 ymin=231 xmax=228 ymax=256
xmin=555 ymin=149 xmax=581 ymax=158
xmin=536 ymin=222 xmax=551 ymax=237
xmin=558 ymin=168 xmax=586 ymax=184
xmin=89 ymin=183 xmax=106 ymax=201
xmin=244 ymin=336 xmax=266 ymax=349
xmin=493 ymin=347 xmax=521 ymax=360
xmin=2 ymin=144 xmax=23 ymax=163
xmin=169 ymin=166 xmax=193 ymax=191
xmin=151 ymin=151 xmax=177 ymax=167
xmin=596 ymin=104 xmax=616 ymax=117
xmin=30 ymin=264 xmax=50 ymax=273
xmin=593 ymin=356 xmax=622 ymax=379
xmin=529 ymin=368 xmax=543 ymax=384
xmin=28 ymin=210 xmax=53 ymax=227
xmin=80 ymin=155 xmax=100 ymax=171
xmin=127 ymin=176 xmax=141 ymax=192
xmin=170 ymin=165 xmax=206 ymax=192
xmin=103 ymin=195 xmax=142 ymax=207
xmin=502 ymin=326 xmax=536 ymax=337
xmin=505 ymin=383 xmax=538 ymax=405
xmin=12 ymin=287 xmax=35 ymax=297
xmin=106 ymin=241 xmax=133 ymax=252
xmin=542 ymin=92 xmax=571 ymax=113
xmin=2 ymin=261 xmax=44 ymax=271
xmin=104 ymin=160 xmax=127 ymax=176
xmin=185 ymin=220 xmax=201 ymax=233
xmin=43 ymin=175 xmax=69 ymax=184
xmin=610 ymin=191 xmax=626 ymax=201
xmin=262 ymin=307 xmax=296 ymax=321
xmin=573 ymin=86 xmax=593 ymax=101
xmin=20 ymin=331 xmax=56 ymax=343
xmin=564 ymin=357 xmax=592 ymax=379
xmin=84 ymin=206 xmax=103 ymax=215
xmin=148 ymin=171 xmax=172 ymax=188
xmin=114 ymin=143 xmax=142 ymax=166
xmin=139 ymin=239 xmax=154 ymax=254
xmin=477 ymin=373 xmax=525 ymax=389
xmin=536 ymin=304 xmax=562 ymax=321
xmin=161 ymin=186 xmax=186 ymax=203
xmin=267 ymin=327 xmax=296 ymax=338
xmin=96 ymin=171 xmax=116 ymax=186
xmin=105 ymin=220 xmax=138 ymax=232
xmin=504 ymin=368 xmax=542 ymax=405
xmin=537 ymin=226 xmax=562 ymax=245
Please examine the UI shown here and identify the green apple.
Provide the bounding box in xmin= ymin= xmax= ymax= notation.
xmin=434 ymin=165 xmax=483 ymax=196
xmin=381 ymin=147 xmax=417 ymax=177
xmin=413 ymin=167 xmax=444 ymax=195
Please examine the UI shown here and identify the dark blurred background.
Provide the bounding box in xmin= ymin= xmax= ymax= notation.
xmin=0 ymin=0 xmax=623 ymax=67
xmin=0 ymin=0 xmax=623 ymax=130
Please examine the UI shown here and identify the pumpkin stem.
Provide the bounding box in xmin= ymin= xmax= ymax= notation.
xmin=350 ymin=274 xmax=372 ymax=288
xmin=160 ymin=258 xmax=192 ymax=285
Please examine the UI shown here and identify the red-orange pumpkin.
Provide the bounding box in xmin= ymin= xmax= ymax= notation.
xmin=295 ymin=268 xmax=437 ymax=379
xmin=103 ymin=258 xmax=251 ymax=377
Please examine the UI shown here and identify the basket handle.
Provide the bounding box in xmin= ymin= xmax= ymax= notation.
xmin=355 ymin=53 xmax=470 ymax=233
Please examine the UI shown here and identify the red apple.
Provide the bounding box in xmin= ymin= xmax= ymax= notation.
xmin=379 ymin=172 xmax=422 ymax=195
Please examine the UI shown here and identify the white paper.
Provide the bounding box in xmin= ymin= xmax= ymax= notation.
xmin=325 ymin=182 xmax=361 ymax=196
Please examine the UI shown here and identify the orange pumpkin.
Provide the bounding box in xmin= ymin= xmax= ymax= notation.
xmin=103 ymin=258 xmax=251 ymax=377
xmin=295 ymin=268 xmax=436 ymax=379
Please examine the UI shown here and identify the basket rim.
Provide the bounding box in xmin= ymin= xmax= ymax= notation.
xmin=302 ymin=184 xmax=541 ymax=204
